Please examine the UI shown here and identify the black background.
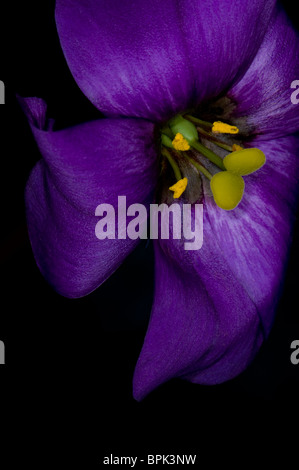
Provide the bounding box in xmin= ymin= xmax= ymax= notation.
xmin=1 ymin=0 xmax=299 ymax=466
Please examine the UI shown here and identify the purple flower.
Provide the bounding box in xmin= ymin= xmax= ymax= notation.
xmin=22 ymin=0 xmax=299 ymax=400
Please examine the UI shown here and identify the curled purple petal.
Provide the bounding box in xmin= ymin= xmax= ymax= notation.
xmin=133 ymin=240 xmax=263 ymax=401
xmin=22 ymin=97 xmax=158 ymax=298
xmin=55 ymin=0 xmax=276 ymax=122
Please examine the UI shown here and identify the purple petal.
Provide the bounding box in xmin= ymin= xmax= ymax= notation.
xmin=22 ymin=97 xmax=158 ymax=298
xmin=229 ymin=6 xmax=299 ymax=140
xmin=204 ymin=136 xmax=299 ymax=333
xmin=133 ymin=239 xmax=263 ymax=401
xmin=133 ymin=135 xmax=299 ymax=400
xmin=55 ymin=0 xmax=276 ymax=122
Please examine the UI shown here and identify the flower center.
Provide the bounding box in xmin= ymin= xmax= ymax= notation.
xmin=159 ymin=112 xmax=266 ymax=211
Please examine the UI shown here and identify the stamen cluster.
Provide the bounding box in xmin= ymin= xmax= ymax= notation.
xmin=160 ymin=114 xmax=266 ymax=210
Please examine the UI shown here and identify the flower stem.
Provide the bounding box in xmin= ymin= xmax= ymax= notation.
xmin=161 ymin=147 xmax=182 ymax=181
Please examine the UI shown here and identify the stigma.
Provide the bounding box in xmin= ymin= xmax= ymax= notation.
xmin=223 ymin=148 xmax=266 ymax=175
xmin=210 ymin=171 xmax=244 ymax=210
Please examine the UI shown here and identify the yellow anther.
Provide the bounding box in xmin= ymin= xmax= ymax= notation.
xmin=210 ymin=171 xmax=245 ymax=210
xmin=212 ymin=121 xmax=239 ymax=134
xmin=232 ymin=144 xmax=243 ymax=152
xmin=169 ymin=177 xmax=188 ymax=199
xmin=223 ymin=148 xmax=266 ymax=176
xmin=172 ymin=133 xmax=190 ymax=151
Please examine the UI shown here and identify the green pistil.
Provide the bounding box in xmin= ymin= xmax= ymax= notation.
xmin=166 ymin=114 xmax=226 ymax=170
xmin=161 ymin=133 xmax=174 ymax=149
xmin=190 ymin=140 xmax=225 ymax=170
xmin=161 ymin=147 xmax=182 ymax=181
xmin=168 ymin=115 xmax=198 ymax=142
xmin=159 ymin=112 xmax=266 ymax=210
xmin=161 ymin=125 xmax=173 ymax=140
